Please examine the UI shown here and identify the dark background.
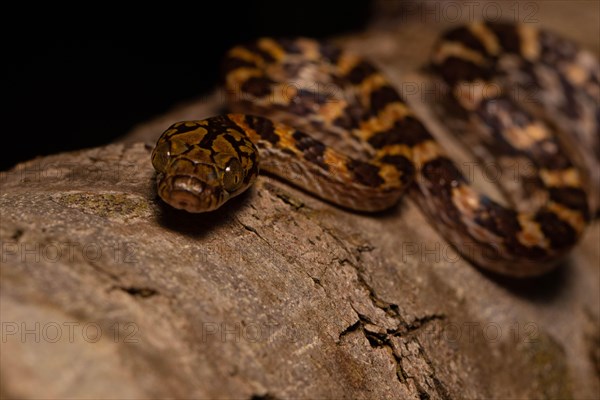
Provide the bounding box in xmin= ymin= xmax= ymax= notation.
xmin=4 ymin=2 xmax=371 ymax=171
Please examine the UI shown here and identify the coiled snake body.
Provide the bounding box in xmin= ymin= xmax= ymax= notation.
xmin=152 ymin=21 xmax=599 ymax=277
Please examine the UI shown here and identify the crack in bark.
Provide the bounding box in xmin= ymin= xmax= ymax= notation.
xmin=112 ymin=285 xmax=159 ymax=298
xmin=415 ymin=338 xmax=453 ymax=400
xmin=356 ymin=244 xmax=375 ymax=253
xmin=224 ymin=197 xmax=448 ymax=397
xmin=87 ymin=258 xmax=123 ymax=282
xmin=388 ymin=314 xmax=447 ymax=337
xmin=261 ymin=181 xmax=307 ymax=211
xmin=338 ymin=312 xmax=413 ymax=388
xmin=249 ymin=394 xmax=280 ymax=400
xmin=10 ymin=228 xmax=24 ymax=241
xmin=337 ymin=320 xmax=362 ymax=342
xmin=331 ymin=242 xmax=449 ymax=398
xmin=306 ymin=273 xmax=325 ymax=290
xmin=337 ymin=257 xmax=402 ymax=321
xmin=337 ymin=304 xmax=449 ymax=398
xmin=274 ymin=192 xmax=305 ymax=210
xmin=236 ymin=217 xmax=268 ymax=243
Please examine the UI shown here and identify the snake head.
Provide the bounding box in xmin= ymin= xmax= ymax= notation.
xmin=151 ymin=118 xmax=259 ymax=213
xmin=154 ymin=155 xmax=256 ymax=213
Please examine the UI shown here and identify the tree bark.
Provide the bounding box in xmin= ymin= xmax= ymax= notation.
xmin=1 ymin=2 xmax=599 ymax=399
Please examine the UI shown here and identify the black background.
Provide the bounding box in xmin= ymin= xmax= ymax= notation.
xmin=4 ymin=2 xmax=371 ymax=170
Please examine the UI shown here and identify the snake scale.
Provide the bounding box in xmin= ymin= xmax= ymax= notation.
xmin=151 ymin=21 xmax=599 ymax=277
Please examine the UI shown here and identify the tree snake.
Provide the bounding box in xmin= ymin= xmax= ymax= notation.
xmin=151 ymin=21 xmax=599 ymax=277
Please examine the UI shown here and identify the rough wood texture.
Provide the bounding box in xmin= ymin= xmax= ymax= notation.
xmin=2 ymin=2 xmax=599 ymax=399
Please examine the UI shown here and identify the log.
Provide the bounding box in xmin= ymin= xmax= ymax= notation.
xmin=1 ymin=2 xmax=598 ymax=398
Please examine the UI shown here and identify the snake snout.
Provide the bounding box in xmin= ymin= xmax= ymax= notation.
xmin=160 ymin=175 xmax=221 ymax=212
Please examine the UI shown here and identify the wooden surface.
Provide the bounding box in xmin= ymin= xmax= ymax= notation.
xmin=1 ymin=2 xmax=599 ymax=398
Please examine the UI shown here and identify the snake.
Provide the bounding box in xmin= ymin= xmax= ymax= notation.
xmin=151 ymin=21 xmax=599 ymax=277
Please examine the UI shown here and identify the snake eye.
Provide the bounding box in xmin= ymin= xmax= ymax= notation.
xmin=223 ymin=158 xmax=244 ymax=192
xmin=151 ymin=141 xmax=171 ymax=173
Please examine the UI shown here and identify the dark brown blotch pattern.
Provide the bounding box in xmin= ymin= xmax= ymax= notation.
xmin=486 ymin=21 xmax=521 ymax=55
xmin=368 ymin=85 xmax=402 ymax=115
xmin=347 ymin=159 xmax=384 ymax=187
xmin=549 ymin=187 xmax=590 ymax=220
xmin=534 ymin=210 xmax=578 ymax=249
xmin=368 ymin=116 xmax=432 ymax=149
xmin=241 ymin=76 xmax=275 ymax=97
xmin=292 ymin=130 xmax=329 ymax=171
xmin=420 ymin=157 xmax=467 ymax=187
xmin=244 ymin=115 xmax=280 ymax=145
xmin=444 ymin=26 xmax=488 ymax=54
xmin=433 ymin=57 xmax=492 ymax=85
xmin=346 ymin=60 xmax=378 ymax=85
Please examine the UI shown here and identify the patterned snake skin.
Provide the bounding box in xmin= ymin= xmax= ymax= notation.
xmin=151 ymin=21 xmax=599 ymax=277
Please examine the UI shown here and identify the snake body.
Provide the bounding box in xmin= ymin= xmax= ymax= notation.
xmin=152 ymin=21 xmax=598 ymax=277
